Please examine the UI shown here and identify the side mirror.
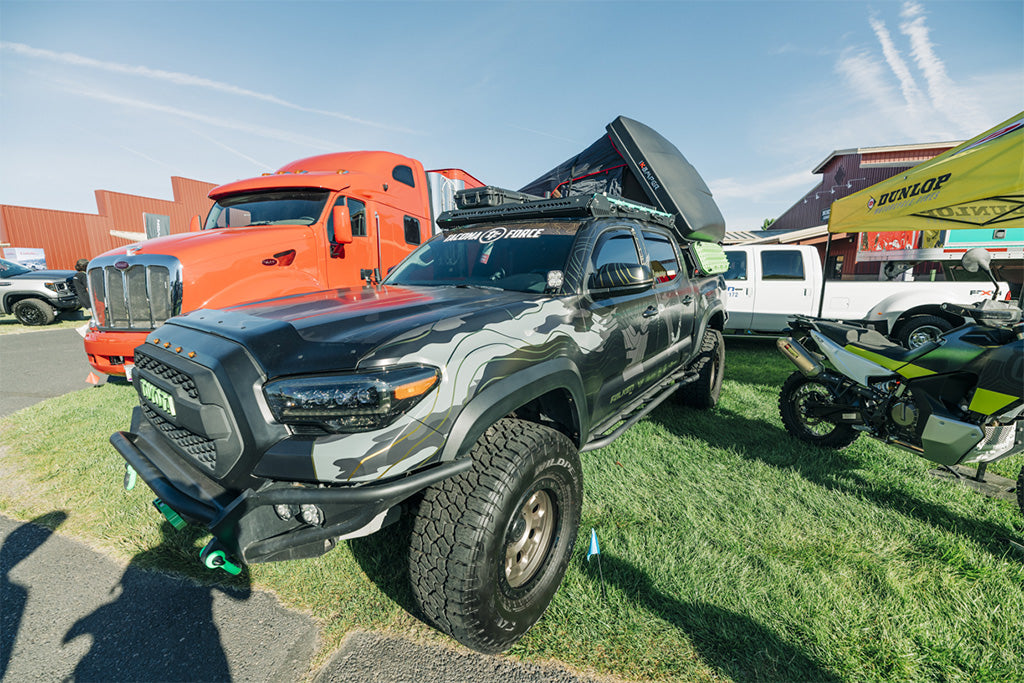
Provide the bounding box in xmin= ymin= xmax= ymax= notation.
xmin=961 ymin=247 xmax=992 ymax=274
xmin=189 ymin=214 xmax=202 ymax=232
xmin=332 ymin=205 xmax=353 ymax=244
xmin=961 ymin=247 xmax=999 ymax=300
xmin=589 ymin=263 xmax=654 ymax=296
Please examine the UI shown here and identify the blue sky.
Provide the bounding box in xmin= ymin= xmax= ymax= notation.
xmin=1 ymin=0 xmax=1021 ymax=231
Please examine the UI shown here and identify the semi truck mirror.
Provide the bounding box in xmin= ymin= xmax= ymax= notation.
xmin=189 ymin=214 xmax=202 ymax=232
xmin=333 ymin=205 xmax=353 ymax=244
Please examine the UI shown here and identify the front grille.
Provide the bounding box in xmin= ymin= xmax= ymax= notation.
xmin=136 ymin=353 xmax=199 ymax=400
xmin=89 ymin=258 xmax=180 ymax=330
xmin=141 ymin=402 xmax=217 ymax=470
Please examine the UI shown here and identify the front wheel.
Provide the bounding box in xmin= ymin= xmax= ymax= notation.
xmin=408 ymin=418 xmax=582 ymax=653
xmin=779 ymin=372 xmax=859 ymax=449
xmin=12 ymin=298 xmax=55 ymax=326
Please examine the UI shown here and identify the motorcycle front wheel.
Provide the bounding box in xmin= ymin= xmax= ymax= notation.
xmin=779 ymin=372 xmax=860 ymax=449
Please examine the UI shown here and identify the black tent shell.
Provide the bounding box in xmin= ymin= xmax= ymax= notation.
xmin=520 ymin=116 xmax=725 ymax=243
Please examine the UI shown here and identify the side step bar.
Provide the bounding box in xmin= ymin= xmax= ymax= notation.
xmin=581 ymin=369 xmax=696 ymax=453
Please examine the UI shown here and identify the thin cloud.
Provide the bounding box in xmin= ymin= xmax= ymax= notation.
xmin=898 ymin=1 xmax=986 ymax=133
xmin=0 ymin=41 xmax=417 ymax=134
xmin=868 ymin=13 xmax=926 ymax=117
xmin=833 ymin=1 xmax=995 ymax=141
xmin=64 ymin=86 xmax=343 ymax=151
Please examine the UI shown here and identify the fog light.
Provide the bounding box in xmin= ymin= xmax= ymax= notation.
xmin=300 ymin=504 xmax=324 ymax=526
xmin=274 ymin=504 xmax=295 ymax=521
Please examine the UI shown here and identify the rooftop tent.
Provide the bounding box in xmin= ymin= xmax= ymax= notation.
xmin=828 ymin=111 xmax=1024 ymax=234
xmin=520 ymin=116 xmax=725 ymax=243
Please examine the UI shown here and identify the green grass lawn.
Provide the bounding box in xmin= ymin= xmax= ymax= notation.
xmin=1 ymin=339 xmax=1022 ymax=681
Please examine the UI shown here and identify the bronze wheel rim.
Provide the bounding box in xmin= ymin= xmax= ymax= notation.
xmin=505 ymin=490 xmax=555 ymax=588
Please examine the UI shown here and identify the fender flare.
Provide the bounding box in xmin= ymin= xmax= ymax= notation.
xmin=438 ymin=357 xmax=588 ymax=462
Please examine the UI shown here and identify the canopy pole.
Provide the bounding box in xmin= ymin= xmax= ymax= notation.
xmin=817 ymin=232 xmax=834 ymax=318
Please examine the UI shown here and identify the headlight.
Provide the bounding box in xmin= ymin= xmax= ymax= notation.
xmin=264 ymin=366 xmax=440 ymax=433
xmin=44 ymin=281 xmax=67 ymax=292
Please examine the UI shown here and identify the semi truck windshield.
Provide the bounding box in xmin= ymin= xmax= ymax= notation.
xmin=205 ymin=189 xmax=331 ymax=229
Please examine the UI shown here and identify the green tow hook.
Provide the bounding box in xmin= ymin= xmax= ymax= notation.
xmin=152 ymin=498 xmax=187 ymax=531
xmin=123 ymin=464 xmax=137 ymax=491
xmin=200 ymin=540 xmax=242 ymax=576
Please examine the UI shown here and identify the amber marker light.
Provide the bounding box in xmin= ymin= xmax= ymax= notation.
xmin=394 ymin=374 xmax=439 ymax=401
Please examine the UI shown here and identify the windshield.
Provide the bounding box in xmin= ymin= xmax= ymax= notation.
xmin=0 ymin=258 xmax=31 ymax=277
xmin=204 ymin=189 xmax=331 ymax=228
xmin=385 ymin=222 xmax=579 ymax=293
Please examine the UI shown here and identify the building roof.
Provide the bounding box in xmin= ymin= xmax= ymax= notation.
xmin=811 ymin=141 xmax=960 ymax=174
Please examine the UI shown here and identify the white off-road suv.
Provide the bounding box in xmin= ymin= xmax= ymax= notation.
xmin=0 ymin=258 xmax=81 ymax=325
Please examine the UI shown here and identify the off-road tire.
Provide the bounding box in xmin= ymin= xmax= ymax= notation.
xmin=895 ymin=314 xmax=952 ymax=349
xmin=408 ymin=418 xmax=582 ymax=653
xmin=779 ymin=372 xmax=859 ymax=449
xmin=12 ymin=298 xmax=55 ymax=326
xmin=677 ymin=328 xmax=724 ymax=409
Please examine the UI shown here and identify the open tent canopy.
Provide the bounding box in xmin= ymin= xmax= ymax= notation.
xmin=828 ymin=111 xmax=1024 ymax=234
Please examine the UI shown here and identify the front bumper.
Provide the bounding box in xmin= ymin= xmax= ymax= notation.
xmin=84 ymin=328 xmax=148 ymax=375
xmin=111 ymin=424 xmax=470 ymax=564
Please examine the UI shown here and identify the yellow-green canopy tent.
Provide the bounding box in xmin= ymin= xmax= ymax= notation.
xmin=828 ymin=111 xmax=1024 ymax=234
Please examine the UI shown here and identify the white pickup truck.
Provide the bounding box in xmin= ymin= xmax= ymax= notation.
xmin=723 ymin=244 xmax=1008 ymax=347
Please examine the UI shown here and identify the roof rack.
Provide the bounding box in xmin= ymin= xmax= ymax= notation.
xmin=436 ymin=193 xmax=676 ymax=230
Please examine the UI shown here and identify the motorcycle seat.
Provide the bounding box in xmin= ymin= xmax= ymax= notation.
xmin=814 ymin=320 xmax=936 ymax=363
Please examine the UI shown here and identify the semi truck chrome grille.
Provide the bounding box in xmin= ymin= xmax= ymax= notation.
xmin=141 ymin=403 xmax=217 ymax=470
xmin=135 ymin=353 xmax=199 ymax=400
xmin=87 ymin=256 xmax=182 ymax=331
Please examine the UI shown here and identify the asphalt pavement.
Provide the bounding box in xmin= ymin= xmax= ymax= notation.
xmin=0 ymin=327 xmax=597 ymax=682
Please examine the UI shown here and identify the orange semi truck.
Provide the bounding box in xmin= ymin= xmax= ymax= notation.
xmin=84 ymin=151 xmax=481 ymax=377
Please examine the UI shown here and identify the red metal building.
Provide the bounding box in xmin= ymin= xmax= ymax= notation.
xmin=0 ymin=176 xmax=215 ymax=269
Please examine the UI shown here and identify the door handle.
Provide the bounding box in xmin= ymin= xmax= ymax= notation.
xmin=682 ymin=295 xmax=693 ymax=305
xmin=642 ymin=306 xmax=658 ymax=318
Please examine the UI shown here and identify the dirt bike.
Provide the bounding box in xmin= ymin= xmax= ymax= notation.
xmin=775 ymin=248 xmax=1024 ymax=517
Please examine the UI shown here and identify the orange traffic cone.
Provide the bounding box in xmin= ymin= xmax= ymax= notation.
xmin=86 ymin=372 xmax=101 ymax=385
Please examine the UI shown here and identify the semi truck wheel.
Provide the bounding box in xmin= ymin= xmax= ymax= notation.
xmin=408 ymin=418 xmax=582 ymax=653
xmin=895 ymin=315 xmax=952 ymax=349
xmin=12 ymin=298 xmax=56 ymax=326
xmin=677 ymin=328 xmax=724 ymax=409
xmin=779 ymin=372 xmax=859 ymax=449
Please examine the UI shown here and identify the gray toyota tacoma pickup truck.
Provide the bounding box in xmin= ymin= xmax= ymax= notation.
xmin=111 ymin=117 xmax=729 ymax=653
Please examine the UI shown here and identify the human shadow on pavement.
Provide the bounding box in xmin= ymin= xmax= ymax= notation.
xmin=1 ymin=511 xmax=68 ymax=680
xmin=63 ymin=521 xmax=252 ymax=682
xmin=585 ymin=553 xmax=840 ymax=682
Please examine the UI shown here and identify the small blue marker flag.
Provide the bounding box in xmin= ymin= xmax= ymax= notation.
xmin=586 ymin=527 xmax=600 ymax=562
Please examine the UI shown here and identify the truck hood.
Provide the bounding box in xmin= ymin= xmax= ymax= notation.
xmin=168 ymin=285 xmax=536 ymax=378
xmin=99 ymin=225 xmax=314 ymax=266
xmin=6 ymin=269 xmax=75 ymax=280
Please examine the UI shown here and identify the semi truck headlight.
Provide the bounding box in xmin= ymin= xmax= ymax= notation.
xmin=264 ymin=366 xmax=439 ymax=433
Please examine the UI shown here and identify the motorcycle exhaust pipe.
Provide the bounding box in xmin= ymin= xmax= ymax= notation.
xmin=777 ymin=337 xmax=823 ymax=377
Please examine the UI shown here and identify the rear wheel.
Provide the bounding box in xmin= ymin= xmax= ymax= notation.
xmin=408 ymin=418 xmax=582 ymax=653
xmin=895 ymin=315 xmax=952 ymax=349
xmin=677 ymin=328 xmax=724 ymax=409
xmin=12 ymin=298 xmax=55 ymax=326
xmin=779 ymin=372 xmax=859 ymax=449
